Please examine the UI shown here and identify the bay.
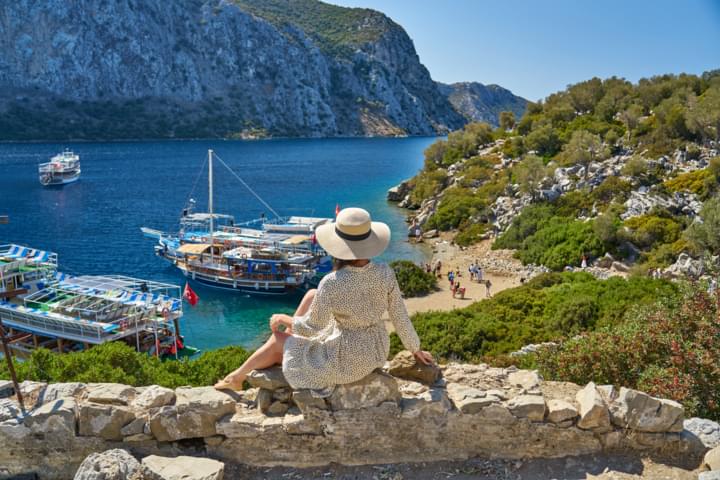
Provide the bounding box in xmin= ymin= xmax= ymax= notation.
xmin=0 ymin=137 xmax=435 ymax=352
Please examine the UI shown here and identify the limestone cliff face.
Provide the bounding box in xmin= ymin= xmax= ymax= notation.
xmin=0 ymin=0 xmax=465 ymax=139
xmin=438 ymin=81 xmax=528 ymax=127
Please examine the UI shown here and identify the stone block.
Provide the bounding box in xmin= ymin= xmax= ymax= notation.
xmin=507 ymin=370 xmax=541 ymax=390
xmin=246 ymin=366 xmax=289 ymax=390
xmin=705 ymin=445 xmax=720 ymax=471
xmin=0 ymin=398 xmax=20 ymax=422
xmin=84 ymin=383 xmax=135 ymax=406
xmin=328 ymin=371 xmax=400 ymax=411
xmin=608 ymin=387 xmax=683 ymax=433
xmin=547 ymin=399 xmax=578 ymax=424
xmin=446 ymin=383 xmax=499 ymax=414
xmin=41 ymin=382 xmax=86 ymax=404
xmin=256 ymin=388 xmax=273 ymax=413
xmin=386 ymin=350 xmax=441 ymax=385
xmin=292 ymin=390 xmax=328 ymax=413
xmin=73 ymin=449 xmax=146 ymax=480
xmin=684 ymin=417 xmax=720 ymax=449
xmin=400 ymin=388 xmax=453 ymax=418
xmin=24 ymin=397 xmax=77 ymax=435
xmin=79 ymin=403 xmax=135 ymax=441
xmin=142 ymin=455 xmax=224 ymax=480
xmin=266 ymin=401 xmax=290 ymax=416
xmin=508 ymin=394 xmax=546 ymax=421
xmin=216 ymin=411 xmax=283 ymax=438
xmin=576 ymin=382 xmax=610 ymax=430
xmin=120 ymin=417 xmax=147 ymax=437
xmin=132 ymin=385 xmax=176 ymax=410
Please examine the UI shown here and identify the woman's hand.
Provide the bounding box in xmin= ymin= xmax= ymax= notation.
xmin=270 ymin=314 xmax=293 ymax=333
xmin=413 ymin=350 xmax=435 ymax=365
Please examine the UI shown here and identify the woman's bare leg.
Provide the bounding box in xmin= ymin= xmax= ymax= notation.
xmin=294 ymin=288 xmax=316 ymax=317
xmin=215 ymin=331 xmax=290 ymax=390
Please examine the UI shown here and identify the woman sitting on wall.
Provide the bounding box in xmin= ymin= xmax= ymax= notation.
xmin=214 ymin=208 xmax=433 ymax=393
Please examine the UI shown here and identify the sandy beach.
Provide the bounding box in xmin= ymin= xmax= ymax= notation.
xmin=404 ymin=235 xmax=525 ymax=315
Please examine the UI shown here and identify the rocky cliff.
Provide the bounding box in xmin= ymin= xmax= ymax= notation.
xmin=1 ymin=355 xmax=716 ymax=479
xmin=0 ymin=0 xmax=468 ymax=140
xmin=438 ymin=81 xmax=528 ymax=127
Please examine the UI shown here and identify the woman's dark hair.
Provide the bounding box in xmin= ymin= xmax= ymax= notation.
xmin=332 ymin=258 xmax=368 ymax=271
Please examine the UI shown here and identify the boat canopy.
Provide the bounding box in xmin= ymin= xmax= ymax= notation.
xmin=177 ymin=243 xmax=212 ymax=255
xmin=281 ymin=235 xmax=311 ymax=245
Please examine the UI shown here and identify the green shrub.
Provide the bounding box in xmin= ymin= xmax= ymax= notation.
xmin=622 ymin=214 xmax=683 ymax=250
xmin=536 ymin=287 xmax=720 ymax=421
xmin=0 ymin=343 xmax=250 ymax=388
xmin=393 ymin=272 xmax=678 ymax=360
xmin=664 ymin=169 xmax=716 ymax=197
xmin=516 ymin=218 xmax=604 ymax=270
xmin=493 ymin=204 xmax=556 ymax=250
xmin=389 ymin=260 xmax=437 ymax=297
xmin=455 ymin=223 xmax=488 ymax=246
xmin=426 ymin=187 xmax=487 ymax=231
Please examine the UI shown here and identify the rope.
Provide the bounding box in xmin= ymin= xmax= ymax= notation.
xmin=212 ymin=152 xmax=282 ymax=219
xmin=183 ymin=154 xmax=209 ymax=216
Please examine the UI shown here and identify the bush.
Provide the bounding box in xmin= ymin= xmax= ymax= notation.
xmin=664 ymin=168 xmax=716 ymax=198
xmin=0 ymin=343 xmax=251 ymax=388
xmin=622 ymin=214 xmax=683 ymax=250
xmin=392 ymin=272 xmax=678 ymax=360
xmin=516 ymin=217 xmax=604 ymax=270
xmin=493 ymin=204 xmax=556 ymax=250
xmin=389 ymin=260 xmax=437 ymax=297
xmin=455 ymin=223 xmax=488 ymax=246
xmin=536 ymin=287 xmax=720 ymax=421
xmin=426 ymin=187 xmax=487 ymax=231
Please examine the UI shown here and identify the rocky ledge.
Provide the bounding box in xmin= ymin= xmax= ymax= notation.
xmin=0 ymin=352 xmax=717 ymax=479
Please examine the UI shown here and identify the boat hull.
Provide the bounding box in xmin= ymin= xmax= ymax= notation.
xmin=39 ymin=171 xmax=81 ymax=186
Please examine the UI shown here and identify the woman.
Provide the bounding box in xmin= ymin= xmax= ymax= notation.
xmin=214 ymin=208 xmax=433 ymax=392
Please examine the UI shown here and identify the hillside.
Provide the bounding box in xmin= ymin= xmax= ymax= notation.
xmin=437 ymin=81 xmax=528 ymax=127
xmin=393 ymin=72 xmax=720 ymax=274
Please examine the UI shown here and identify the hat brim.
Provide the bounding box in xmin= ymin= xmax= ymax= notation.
xmin=315 ymin=222 xmax=391 ymax=260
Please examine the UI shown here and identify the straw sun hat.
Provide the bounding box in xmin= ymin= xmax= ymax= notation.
xmin=315 ymin=208 xmax=390 ymax=260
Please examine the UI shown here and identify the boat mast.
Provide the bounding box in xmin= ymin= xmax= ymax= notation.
xmin=208 ymin=149 xmax=214 ymax=262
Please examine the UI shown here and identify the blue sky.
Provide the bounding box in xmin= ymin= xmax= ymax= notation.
xmin=330 ymin=0 xmax=720 ymax=101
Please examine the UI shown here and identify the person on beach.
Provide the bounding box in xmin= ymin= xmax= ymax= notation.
xmin=581 ymin=255 xmax=588 ymax=269
xmin=213 ymin=208 xmax=434 ymax=392
xmin=448 ymin=270 xmax=455 ymax=287
xmin=485 ymin=279 xmax=492 ymax=298
xmin=435 ymin=260 xmax=442 ymax=278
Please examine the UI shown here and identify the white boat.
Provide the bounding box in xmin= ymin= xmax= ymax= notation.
xmin=38 ymin=149 xmax=81 ymax=186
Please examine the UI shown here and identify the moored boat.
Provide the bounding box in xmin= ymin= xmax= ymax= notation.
xmin=0 ymin=244 xmax=196 ymax=359
xmin=38 ymin=149 xmax=81 ymax=186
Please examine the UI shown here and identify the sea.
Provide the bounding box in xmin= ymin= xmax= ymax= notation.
xmin=0 ymin=137 xmax=436 ymax=352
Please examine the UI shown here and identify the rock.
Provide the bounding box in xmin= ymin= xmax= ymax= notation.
xmin=386 ymin=350 xmax=441 ymax=385
xmin=446 ymin=383 xmax=498 ymax=414
xmin=699 ymin=472 xmax=720 ymax=480
xmin=272 ymin=388 xmax=292 ymax=403
xmin=0 ymin=380 xmax=15 ymax=399
xmin=704 ymin=446 xmax=720 ymax=471
xmin=121 ymin=417 xmax=147 ymax=437
xmin=507 ymin=370 xmax=541 ymax=390
xmin=24 ymin=397 xmax=77 ymax=435
xmin=266 ymin=401 xmax=290 ymax=416
xmin=41 ymin=383 xmax=86 ymax=404
xmin=84 ymin=384 xmax=135 ymax=406
xmin=610 ymin=261 xmax=630 ymax=273
xmin=216 ymin=411 xmax=284 ymax=438
xmin=328 ymin=371 xmax=400 ymax=411
xmin=400 ymin=388 xmax=453 ymax=418
xmin=608 ymin=387 xmax=684 ymax=433
xmin=246 ymin=367 xmax=290 ymax=390
xmin=142 ymin=455 xmax=224 ymax=480
xmin=576 ymin=382 xmax=610 ymax=430
xmin=685 ymin=418 xmax=720 ymax=449
xmin=0 ymin=398 xmax=21 ymax=422
xmin=132 ymin=386 xmax=175 ymax=410
xmin=79 ymin=403 xmax=135 ymax=441
xmin=547 ymin=399 xmax=578 ymax=424
xmin=596 ymin=253 xmax=615 ymax=269
xmin=256 ymin=388 xmax=273 ymax=413
xmin=508 ymin=395 xmax=546 ymax=421
xmin=422 ymin=229 xmax=438 ymax=239
xmin=292 ymin=390 xmax=328 ymax=413
xmin=73 ymin=449 xmax=147 ymax=480
xmin=148 ymin=387 xmax=237 ymax=441
xmin=387 ymin=181 xmax=411 ymax=202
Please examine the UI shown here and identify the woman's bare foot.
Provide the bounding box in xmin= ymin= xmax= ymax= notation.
xmin=213 ymin=373 xmax=246 ymax=391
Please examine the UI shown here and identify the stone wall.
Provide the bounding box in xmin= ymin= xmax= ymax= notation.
xmin=0 ymin=354 xmax=715 ymax=479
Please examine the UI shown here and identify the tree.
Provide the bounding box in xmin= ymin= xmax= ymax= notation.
xmin=621 ymin=155 xmax=648 ymax=178
xmin=687 ymin=85 xmax=720 ymax=144
xmin=685 ymin=196 xmax=720 ymax=255
xmin=516 ymin=154 xmax=547 ymax=201
xmin=525 ymin=124 xmax=561 ymax=157
xmin=619 ymin=104 xmax=644 ymax=142
xmin=499 ymin=111 xmax=516 ymax=131
xmin=562 ymin=129 xmax=606 ymax=180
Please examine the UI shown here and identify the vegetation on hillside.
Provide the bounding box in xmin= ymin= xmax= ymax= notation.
xmin=0 ymin=343 xmax=250 ymax=388
xmin=233 ymin=0 xmax=390 ymax=57
xmin=389 ymin=272 xmax=678 ymax=360
xmin=536 ymin=286 xmax=720 ymax=420
xmin=404 ymin=71 xmax=720 ymax=269
xmin=390 ymin=260 xmax=437 ymax=297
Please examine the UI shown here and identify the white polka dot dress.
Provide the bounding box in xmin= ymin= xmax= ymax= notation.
xmin=282 ymin=262 xmax=421 ymax=391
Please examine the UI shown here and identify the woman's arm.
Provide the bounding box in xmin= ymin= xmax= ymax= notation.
xmin=291 ymin=279 xmax=333 ymax=337
xmin=387 ymin=267 xmax=430 ymax=362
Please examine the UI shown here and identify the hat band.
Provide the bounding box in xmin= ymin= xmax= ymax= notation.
xmin=335 ymin=226 xmax=372 ymax=241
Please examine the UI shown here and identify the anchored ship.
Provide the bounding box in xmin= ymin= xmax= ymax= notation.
xmin=38 ymin=149 xmax=81 ymax=186
xmin=0 ymin=244 xmax=197 ymax=359
xmin=142 ymin=150 xmax=333 ymax=295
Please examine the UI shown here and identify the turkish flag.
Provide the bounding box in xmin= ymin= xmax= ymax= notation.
xmin=335 ymin=203 xmax=340 ymax=217
xmin=183 ymin=282 xmax=199 ymax=306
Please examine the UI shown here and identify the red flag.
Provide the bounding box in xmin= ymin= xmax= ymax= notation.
xmin=183 ymin=282 xmax=199 ymax=306
xmin=335 ymin=203 xmax=340 ymax=217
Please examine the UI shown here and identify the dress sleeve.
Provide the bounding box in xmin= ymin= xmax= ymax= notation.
xmin=292 ymin=279 xmax=333 ymax=337
xmin=386 ymin=267 xmax=421 ymax=353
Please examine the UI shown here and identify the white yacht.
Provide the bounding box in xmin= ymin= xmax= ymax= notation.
xmin=38 ymin=149 xmax=81 ymax=186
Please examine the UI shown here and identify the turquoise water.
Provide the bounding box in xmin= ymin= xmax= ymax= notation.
xmin=0 ymin=138 xmax=435 ymax=351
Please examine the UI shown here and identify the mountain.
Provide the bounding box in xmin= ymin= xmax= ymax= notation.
xmin=437 ymin=82 xmax=528 ymax=127
xmin=0 ymin=0 xmax=468 ymax=140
